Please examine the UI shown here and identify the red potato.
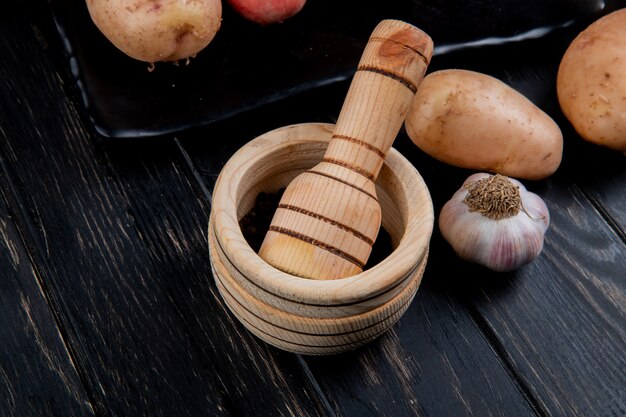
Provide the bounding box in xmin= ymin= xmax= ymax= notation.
xmin=228 ymin=0 xmax=306 ymax=25
xmin=86 ymin=0 xmax=222 ymax=63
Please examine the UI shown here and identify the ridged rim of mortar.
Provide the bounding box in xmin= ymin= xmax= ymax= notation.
xmin=210 ymin=123 xmax=433 ymax=305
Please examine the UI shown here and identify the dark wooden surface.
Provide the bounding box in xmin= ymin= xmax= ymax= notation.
xmin=1 ymin=1 xmax=625 ymax=417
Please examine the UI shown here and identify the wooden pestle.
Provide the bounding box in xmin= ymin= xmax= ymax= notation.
xmin=258 ymin=20 xmax=433 ymax=280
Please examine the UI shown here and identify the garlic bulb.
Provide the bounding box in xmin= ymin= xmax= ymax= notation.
xmin=439 ymin=173 xmax=550 ymax=272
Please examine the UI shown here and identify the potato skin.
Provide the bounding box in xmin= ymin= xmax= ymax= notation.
xmin=228 ymin=0 xmax=306 ymax=25
xmin=405 ymin=69 xmax=563 ymax=180
xmin=557 ymin=8 xmax=626 ymax=153
xmin=86 ymin=0 xmax=222 ymax=63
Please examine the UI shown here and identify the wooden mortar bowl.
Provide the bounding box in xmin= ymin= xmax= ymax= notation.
xmin=208 ymin=122 xmax=434 ymax=355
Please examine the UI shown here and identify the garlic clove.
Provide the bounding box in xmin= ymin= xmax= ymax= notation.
xmin=439 ymin=173 xmax=550 ymax=272
xmin=520 ymin=191 xmax=550 ymax=233
xmin=486 ymin=217 xmax=546 ymax=272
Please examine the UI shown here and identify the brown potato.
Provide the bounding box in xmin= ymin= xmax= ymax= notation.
xmin=557 ymin=8 xmax=626 ymax=154
xmin=86 ymin=0 xmax=222 ymax=63
xmin=405 ymin=69 xmax=563 ymax=180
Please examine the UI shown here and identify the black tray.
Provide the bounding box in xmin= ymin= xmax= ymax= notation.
xmin=50 ymin=0 xmax=605 ymax=138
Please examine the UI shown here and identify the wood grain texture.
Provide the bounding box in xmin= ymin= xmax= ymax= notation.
xmin=181 ymin=87 xmax=540 ymax=415
xmin=2 ymin=0 xmax=624 ymax=416
xmin=186 ymin=21 xmax=625 ymax=414
xmin=304 ymin=279 xmax=539 ymax=417
xmin=259 ymin=21 xmax=432 ymax=280
xmin=415 ymin=175 xmax=626 ymax=417
xmin=531 ymin=13 xmax=626 ymax=241
xmin=473 ymin=178 xmax=626 ymax=417
xmin=413 ymin=172 xmax=626 ymax=417
xmin=207 ymin=122 xmax=432 ymax=353
xmin=560 ymin=130 xmax=626 ymax=240
xmin=0 ymin=3 xmax=334 ymax=417
xmin=0 ymin=191 xmax=95 ymax=417
xmin=399 ymin=25 xmax=626 ymax=416
xmin=209 ymin=123 xmax=432 ymax=306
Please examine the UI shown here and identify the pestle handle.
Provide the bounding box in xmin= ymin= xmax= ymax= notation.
xmin=259 ymin=20 xmax=433 ymax=280
xmin=323 ymin=20 xmax=433 ymax=182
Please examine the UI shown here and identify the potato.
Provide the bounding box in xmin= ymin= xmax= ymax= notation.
xmin=557 ymin=8 xmax=626 ymax=154
xmin=405 ymin=69 xmax=563 ymax=180
xmin=86 ymin=0 xmax=222 ymax=63
xmin=228 ymin=0 xmax=306 ymax=25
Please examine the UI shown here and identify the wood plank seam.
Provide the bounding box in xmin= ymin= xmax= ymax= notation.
xmin=573 ymin=184 xmax=626 ymax=244
xmin=464 ymin=302 xmax=552 ymax=417
xmin=174 ymin=140 xmax=340 ymax=416
xmin=294 ymin=355 xmax=340 ymax=417
xmin=0 ymin=158 xmax=99 ymax=416
xmin=174 ymin=137 xmax=213 ymax=206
